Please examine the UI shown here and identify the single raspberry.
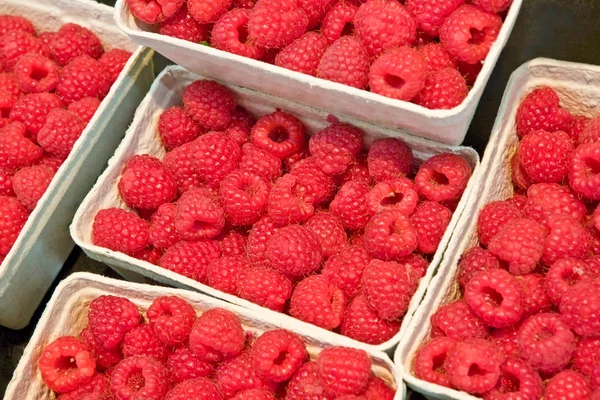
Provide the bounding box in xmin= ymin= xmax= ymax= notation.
xmin=212 ymin=8 xmax=266 ymax=60
xmin=308 ymin=123 xmax=363 ymax=176
xmin=219 ymin=169 xmax=270 ymax=226
xmin=122 ymin=324 xmax=169 ymax=363
xmin=474 ymin=0 xmax=513 ymax=12
xmin=12 ymin=164 xmax=54 ymax=210
xmin=127 ymin=0 xmax=184 ymax=23
xmin=158 ymin=106 xmax=202 ymax=150
xmin=232 ymin=389 xmax=276 ymax=400
xmin=163 ymin=141 xmax=202 ymax=193
xmin=219 ymin=230 xmax=248 ymax=256
xmin=364 ymin=209 xmax=419 ymax=260
xmin=0 ymin=169 xmax=13 ymax=197
xmin=413 ymin=337 xmax=456 ymax=387
xmin=110 ymin=356 xmax=170 ymax=400
xmin=58 ymin=373 xmax=111 ymax=400
xmin=251 ymin=329 xmax=307 ymax=382
xmin=516 ymin=87 xmax=572 ymax=138
xmin=159 ymin=239 xmax=221 ymax=282
xmin=431 ymin=300 xmax=489 ymax=341
xmin=148 ymin=203 xmax=179 ymax=250
xmin=560 ymin=278 xmax=600 ymax=337
xmin=342 ymin=294 xmax=401 ymax=344
xmin=274 ymin=32 xmax=328 ymax=77
xmin=80 ymin=327 xmax=123 ymax=371
xmin=134 ymin=246 xmax=163 ymax=265
xmin=0 ymin=72 xmax=22 ymax=106
xmin=322 ymin=245 xmax=371 ymax=298
xmin=368 ymin=46 xmax=427 ymax=101
xmin=316 ymin=347 xmax=371 ymax=397
xmin=159 ymin=5 xmax=211 ymax=43
xmin=9 ymin=92 xmax=63 ymax=137
xmin=207 ymin=255 xmax=250 ymax=294
xmin=304 ymin=211 xmax=347 ymax=258
xmin=237 ymin=266 xmax=292 ymax=311
xmin=490 ymin=324 xmax=521 ymax=359
xmin=189 ymin=308 xmax=245 ymax=362
xmin=14 ymin=53 xmax=59 ymax=94
xmin=98 ymin=49 xmax=132 ymax=84
xmin=574 ymin=337 xmax=600 ymax=377
xmin=188 ymin=0 xmax=232 ymax=24
xmin=458 ymin=247 xmax=501 ymax=288
xmin=580 ymin=116 xmax=600 ymax=145
xmin=216 ymin=351 xmax=278 ymax=398
xmin=283 ymin=361 xmax=328 ymax=400
xmin=147 ymin=295 xmax=196 ymax=347
xmin=568 ymin=115 xmax=591 ymax=143
xmin=545 ymin=370 xmax=591 ymax=400
xmin=239 ymin=143 xmax=282 ymax=181
xmin=418 ymin=43 xmax=459 ymax=73
xmin=37 ymin=109 xmax=86 ymax=159
xmin=164 ymin=377 xmax=222 ymax=400
xmin=484 ymin=357 xmax=543 ymax=400
xmin=354 ymin=0 xmax=417 ymax=58
xmin=414 ymin=67 xmax=469 ymax=110
xmin=67 ymin=97 xmax=101 ymax=124
xmin=439 ymin=5 xmax=502 ymax=64
xmin=289 ymin=275 xmax=347 ymax=329
xmin=37 ymin=32 xmax=56 ymax=47
xmin=542 ymin=214 xmax=591 ymax=266
xmin=266 ymin=224 xmax=322 ymax=278
xmin=49 ymin=23 xmax=103 ymax=67
xmin=415 ymin=153 xmax=472 ymax=202
xmin=298 ymin=0 xmax=337 ymax=28
xmin=92 ymin=208 xmax=149 ymax=256
xmin=225 ymin=107 xmax=255 ymax=145
xmin=411 ymin=201 xmax=452 ymax=254
xmin=266 ymin=174 xmax=315 ymax=225
xmin=367 ymin=138 xmax=414 ymax=182
xmin=248 ymin=0 xmax=309 ymax=49
xmin=518 ymin=129 xmax=573 ymax=184
xmin=405 ymin=0 xmax=465 ymax=38
xmin=508 ymin=194 xmax=528 ymax=211
xmin=465 ymin=269 xmax=523 ymax=328
xmin=477 ymin=200 xmax=522 ymax=247
xmin=0 ymin=31 xmax=48 ymax=71
xmin=366 ymin=178 xmax=418 ymax=217
xmin=247 ymin=215 xmax=281 ymax=267
xmin=175 ymin=187 xmax=225 ymax=240
xmin=118 ymin=155 xmax=178 ymax=210
xmin=340 ymin=156 xmax=371 ymax=186
xmin=0 ymin=15 xmax=35 ymax=36
xmin=183 ymin=80 xmax=236 ymax=130
xmin=38 ymin=337 xmax=95 ymax=394
xmin=56 ymin=55 xmax=112 ymax=104
xmin=0 ymin=122 xmax=44 ymax=172
xmin=518 ymin=273 xmax=552 ymax=317
xmin=445 ymin=340 xmax=504 ymax=394
xmin=192 ymin=132 xmax=242 ymax=188
xmin=363 ymin=377 xmax=395 ymax=400
xmin=167 ymin=346 xmax=213 ymax=383
xmin=321 ymin=1 xmax=358 ymax=44
xmin=284 ymin=144 xmax=310 ymax=171
xmin=330 ymin=181 xmax=371 ymax=230
xmin=251 ymin=111 xmax=305 ymax=159
xmin=569 ymin=142 xmax=600 ymax=200
xmin=316 ymin=36 xmax=370 ymax=89
xmin=290 ymin=157 xmax=337 ymax=204
xmin=400 ymin=253 xmax=430 ymax=278
xmin=524 ymin=183 xmax=586 ymax=223
xmin=88 ymin=295 xmax=141 ymax=350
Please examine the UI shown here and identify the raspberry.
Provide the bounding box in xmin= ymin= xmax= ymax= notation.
xmin=237 ymin=266 xmax=293 ymax=311
xmin=413 ymin=337 xmax=456 ymax=388
xmin=524 ymin=183 xmax=586 ymax=223
xmin=266 ymin=224 xmax=322 ymax=278
xmin=465 ymin=269 xmax=523 ymax=328
xmin=158 ymin=106 xmax=202 ymax=150
xmin=248 ymin=0 xmax=309 ymax=49
xmin=595 ymin=205 xmax=600 ymax=232
xmin=240 ymin=143 xmax=283 ymax=181
xmin=446 ymin=340 xmax=504 ymax=394
xmin=308 ymin=123 xmax=363 ymax=176
xmin=458 ymin=247 xmax=501 ymax=288
xmin=364 ymin=210 xmax=419 ymax=260
xmin=560 ymin=278 xmax=600 ymax=337
xmin=484 ymin=357 xmax=543 ymax=400
xmin=290 ymin=157 xmax=336 ymax=204
xmin=80 ymin=327 xmax=123 ymax=371
xmin=251 ymin=111 xmax=305 ymax=159
xmin=368 ymin=46 xmax=427 ymax=101
xmin=247 ymin=215 xmax=281 ymax=267
xmin=232 ymin=389 xmax=276 ymax=400
xmin=251 ymin=329 xmax=307 ymax=382
xmin=192 ymin=132 xmax=242 ymax=188
xmin=37 ymin=109 xmax=86 ymax=159
xmin=12 ymin=164 xmax=54 ymax=210
xmin=290 ymin=275 xmax=347 ymax=329
xmin=37 ymin=32 xmax=56 ymax=47
xmin=175 ymin=187 xmax=225 ymax=240
xmin=58 ymin=373 xmax=111 ymax=400
xmin=159 ymin=239 xmax=221 ymax=282
xmin=569 ymin=142 xmax=600 ymax=200
xmin=569 ymin=115 xmax=591 ymax=143
xmin=98 ymin=49 xmax=132 ymax=84
xmin=183 ymin=80 xmax=236 ymax=130
xmin=147 ymin=295 xmax=196 ymax=347
xmin=342 ymin=294 xmax=401 ymax=343
xmin=283 ymin=145 xmax=310 ymax=171
xmin=431 ymin=300 xmax=489 ymax=341
xmin=574 ymin=337 xmax=600 ymax=376
xmin=545 ymin=370 xmax=591 ymax=400
xmin=0 ymin=122 xmax=44 ymax=171
xmin=118 ymin=155 xmax=177 ymax=210
xmin=508 ymin=194 xmax=528 ymax=211
xmin=316 ymin=36 xmax=370 ymax=89
xmin=220 ymin=170 xmax=270 ymax=226
xmin=110 ymin=356 xmax=170 ymax=400
xmin=439 ymin=5 xmax=502 ymax=64
xmin=316 ymin=347 xmax=371 ymax=397
xmin=148 ymin=203 xmax=179 ymax=250
xmin=329 ymin=181 xmax=369 ymax=230
xmin=92 ymin=208 xmax=149 ymax=256
xmin=0 ymin=72 xmax=22 ymax=104
xmin=518 ymin=130 xmax=573 ymax=184
xmin=477 ymin=200 xmax=522 ymax=247
xmin=321 ymin=1 xmax=358 ymax=44
xmin=167 ymin=346 xmax=213 ymax=383
xmin=354 ymin=0 xmax=417 ymax=58
xmin=56 ymin=55 xmax=112 ymax=104
xmin=517 ymin=275 xmax=551 ymax=317
xmin=216 ymin=351 xmax=278 ymax=397
xmin=189 ymin=308 xmax=245 ymax=362
xmin=406 ymin=0 xmax=465 ymax=38
xmin=163 ymin=141 xmax=202 ymax=193
xmin=219 ymin=230 xmax=247 ymax=256
xmin=207 ymin=255 xmax=250 ymax=294
xmin=49 ymin=23 xmax=103 ymax=67
xmin=418 ymin=43 xmax=459 ymax=73
xmin=122 ymin=324 xmax=169 ymax=363
xmin=366 ymin=178 xmax=418 ymax=217
xmin=38 ymin=337 xmax=95 ymax=393
xmin=234 ymin=0 xmax=257 ymax=7
xmin=225 ymin=107 xmax=255 ymax=145
xmin=164 ymin=377 xmax=222 ymax=400
xmin=14 ymin=53 xmax=59 ymax=94
xmin=516 ymin=87 xmax=572 ymax=138
xmin=511 ymin=151 xmax=533 ymax=191
xmin=128 ymin=0 xmax=184 ymax=23
xmin=488 ymin=218 xmax=547 ymax=275
xmin=9 ymin=92 xmax=63 ymax=137
xmin=266 ymin=174 xmax=315 ymax=225
xmin=490 ymin=324 xmax=521 ymax=359
xmin=212 ymin=8 xmax=266 ymax=60
xmin=0 ymin=15 xmax=35 ymax=37
xmin=411 ymin=201 xmax=452 ymax=254
xmin=415 ymin=153 xmax=471 ymax=202
xmin=67 ymin=97 xmax=101 ymax=124
xmin=580 ymin=116 xmax=600 ymax=145
xmin=367 ymin=138 xmax=414 ymax=182
xmin=414 ymin=67 xmax=469 ymax=110
xmin=159 ymin=5 xmax=210 ymax=43
xmin=363 ymin=377 xmax=394 ymax=400
xmin=88 ymin=295 xmax=141 ymax=350
xmin=304 ymin=212 xmax=346 ymax=258
xmin=0 ymin=169 xmax=13 ymax=197
xmin=542 ymin=214 xmax=591 ymax=265
xmin=285 ymin=361 xmax=328 ymax=400
xmin=400 ymin=253 xmax=430 ymax=278
xmin=275 ymin=32 xmax=328 ymax=76
xmin=321 ymin=245 xmax=371 ymax=298
xmin=458 ymin=59 xmax=483 ymax=86
xmin=0 ymin=31 xmax=48 ymax=71
xmin=474 ymin=0 xmax=513 ymax=13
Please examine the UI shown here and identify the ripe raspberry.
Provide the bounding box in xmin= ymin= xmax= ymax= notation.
xmin=148 ymin=203 xmax=179 ymax=250
xmin=431 ymin=300 xmax=489 ymax=341
xmin=14 ymin=53 xmax=59 ymax=94
xmin=266 ymin=224 xmax=322 ymax=278
xmin=474 ymin=0 xmax=513 ymax=12
xmin=488 ymin=218 xmax=547 ymax=275
xmin=88 ymin=295 xmax=141 ymax=350
xmin=118 ymin=155 xmax=177 ymax=210
xmin=9 ymin=92 xmax=63 ymax=137
xmin=321 ymin=245 xmax=371 ymax=298
xmin=267 ymin=174 xmax=315 ymax=225
xmin=0 ymin=15 xmax=35 ymax=37
xmin=414 ymin=67 xmax=469 ymax=110
xmin=321 ymin=1 xmax=358 ymax=44
xmin=67 ymin=97 xmax=101 ymax=124
xmin=508 ymin=194 xmax=528 ymax=211
xmin=239 ymin=143 xmax=282 ymax=181
xmin=477 ymin=200 xmax=522 ymax=247
xmin=290 ymin=157 xmax=336 ymax=204
xmin=219 ymin=230 xmax=247 ymax=256
xmin=411 ymin=201 xmax=452 ymax=254
xmin=542 ymin=214 xmax=591 ymax=265
xmin=159 ymin=239 xmax=221 ymax=282
xmin=289 ymin=275 xmax=347 ymax=329
xmin=189 ymin=0 xmax=232 ymax=24
xmin=159 ymin=5 xmax=210 ymax=43
xmin=183 ymin=80 xmax=236 ymax=130
xmin=80 ymin=327 xmax=123 ymax=371
xmin=368 ymin=46 xmax=427 ymax=101
xmin=164 ymin=377 xmax=222 ymax=400
xmin=560 ymin=278 xmax=600 ymax=337
xmin=568 ymin=115 xmax=591 ymax=143
xmin=12 ymin=164 xmax=54 ymax=210
xmin=524 ymin=183 xmax=586 ymax=223
xmin=127 ymin=0 xmax=184 ymax=24
xmin=122 ymin=324 xmax=169 ymax=363
xmin=158 ymin=106 xmax=202 ymax=150
xmin=92 ymin=208 xmax=149 ymax=256
xmin=98 ymin=49 xmax=132 ymax=84
xmin=367 ymin=138 xmax=414 ymax=182
xmin=58 ymin=373 xmax=111 ymax=400
xmin=511 ymin=151 xmax=533 ymax=191
xmin=247 ymin=215 xmax=281 ymax=266
xmin=134 ymin=246 xmax=162 ymax=264
xmin=283 ymin=144 xmax=310 ymax=170
xmin=37 ymin=109 xmax=86 ymax=159
xmin=580 ymin=116 xmax=600 ymax=145
xmin=439 ymin=5 xmax=502 ymax=64
xmin=38 ymin=337 xmax=95 ymax=394
xmin=354 ymin=0 xmax=417 ymax=58
xmin=191 ymin=132 xmax=242 ymax=188
xmin=56 ymin=55 xmax=111 ymax=104
xmin=248 ymin=0 xmax=309 ymax=49
xmin=458 ymin=247 xmax=501 ymax=288
xmin=167 ymin=347 xmax=213 ymax=383
xmin=49 ymin=23 xmax=103 ymax=67
xmin=147 ymin=295 xmax=196 ymax=347
xmin=418 ymin=43 xmax=459 ymax=73
xmin=484 ymin=357 xmax=543 ymax=400
xmin=224 ymin=107 xmax=254 ymax=145
xmin=574 ymin=337 xmax=600 ymax=377
xmin=275 ymin=32 xmax=328 ymax=76
xmin=366 ymin=178 xmax=418 ymax=217
xmin=489 ymin=324 xmax=521 ymax=359
xmin=405 ymin=0 xmax=464 ymax=38
xmin=518 ymin=273 xmax=552 ymax=316
xmin=465 ymin=269 xmax=523 ymax=328
xmin=232 ymin=389 xmax=276 ymax=400
xmin=175 ymin=187 xmax=225 ymax=240
xmin=212 ymin=8 xmax=266 ymax=60
xmin=0 ymin=169 xmax=13 ymax=197
xmin=518 ymin=130 xmax=573 ymax=184
xmin=316 ymin=36 xmax=370 ymax=89
xmin=237 ymin=266 xmax=293 ymax=311
xmin=569 ymin=142 xmax=600 ymax=200
xmin=0 ymin=72 xmax=22 ymax=105
xmin=308 ymin=123 xmax=363 ymax=176
xmin=207 ymin=255 xmax=250 ymax=294
xmin=110 ymin=356 xmax=170 ymax=400
xmin=189 ymin=308 xmax=245 ymax=362
xmin=342 ymin=294 xmax=401 ymax=344
xmin=458 ymin=59 xmax=483 ymax=86
xmin=219 ymin=169 xmax=270 ymax=226
xmin=216 ymin=351 xmax=278 ymax=398
xmin=251 ymin=111 xmax=305 ymax=159
xmin=363 ymin=377 xmax=395 ymax=400
xmin=163 ymin=141 xmax=202 ymax=193
xmin=414 ymin=337 xmax=456 ymax=387
xmin=329 ymin=181 xmax=369 ymax=230
xmin=0 ymin=31 xmax=48 ymax=71
xmin=316 ymin=347 xmax=371 ymax=396
xmin=445 ymin=340 xmax=504 ymax=394
xmin=545 ymin=370 xmax=591 ymax=400
xmin=400 ymin=253 xmax=430 ymax=278
xmin=0 ymin=122 xmax=44 ymax=172
xmin=304 ymin=211 xmax=346 ymax=258
xmin=364 ymin=210 xmax=419 ymax=260
xmin=516 ymin=87 xmax=572 ymax=138
xmin=283 ymin=361 xmax=327 ymax=400
xmin=415 ymin=153 xmax=471 ymax=202
xmin=251 ymin=329 xmax=307 ymax=382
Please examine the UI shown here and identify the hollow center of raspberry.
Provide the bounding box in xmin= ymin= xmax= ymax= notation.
xmin=54 ymin=355 xmax=77 ymax=372
xmin=482 ymin=287 xmax=504 ymax=307
xmin=430 ymin=171 xmax=450 ymax=187
xmin=273 ymin=351 xmax=290 ymax=366
xmin=127 ymin=371 xmax=145 ymax=392
xmin=341 ymin=22 xmax=354 ymax=37
xmin=269 ymin=127 xmax=289 ymax=143
xmin=239 ymin=181 xmax=259 ymax=197
xmin=468 ymin=28 xmax=486 ymax=46
xmin=499 ymin=372 xmax=521 ymax=393
xmin=383 ymin=74 xmax=406 ymax=91
xmin=192 ymin=219 xmax=214 ymax=233
xmin=381 ymin=192 xmax=404 ymax=207
xmin=432 ymin=353 xmax=447 ymax=373
xmin=534 ymin=327 xmax=555 ymax=342
xmin=467 ymin=363 xmax=489 ymax=377
xmin=30 ymin=66 xmax=49 ymax=81
xmin=584 ymin=156 xmax=600 ymax=176
xmin=563 ymin=269 xmax=583 ymax=286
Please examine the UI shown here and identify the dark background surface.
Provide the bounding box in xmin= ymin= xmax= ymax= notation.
xmin=2 ymin=0 xmax=600 ymax=396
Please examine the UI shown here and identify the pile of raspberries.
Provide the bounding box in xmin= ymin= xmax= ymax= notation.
xmin=38 ymin=294 xmax=396 ymax=399
xmin=413 ymin=86 xmax=600 ymax=399
xmin=126 ymin=0 xmax=512 ymax=109
xmin=0 ymin=14 xmax=132 ymax=263
xmin=91 ymin=78 xmax=473 ymax=346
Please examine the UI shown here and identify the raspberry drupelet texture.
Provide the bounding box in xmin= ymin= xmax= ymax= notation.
xmin=251 ymin=110 xmax=305 ymax=159
xmin=316 ymin=36 xmax=371 ymax=89
xmin=118 ymin=155 xmax=178 ymax=210
xmin=289 ymin=156 xmax=337 ymax=204
xmin=110 ymin=355 xmax=170 ymax=400
xmin=239 ymin=143 xmax=283 ymax=181
xmin=38 ymin=337 xmax=96 ymax=394
xmin=215 ymin=351 xmax=278 ymax=398
xmin=49 ymin=23 xmax=104 ymax=67
xmin=518 ymin=273 xmax=552 ymax=317
xmin=369 ymin=46 xmax=427 ymax=102
xmin=158 ymin=239 xmax=221 ymax=282
xmin=247 ymin=0 xmax=309 ymax=49
xmin=490 ymin=324 xmax=521 ymax=359
xmin=545 ymin=370 xmax=592 ymax=400
xmin=574 ymin=337 xmax=600 ymax=377
xmin=126 ymin=0 xmax=184 ymax=24
xmin=304 ymin=211 xmax=347 ymax=258
xmin=289 ymin=275 xmax=347 ymax=330
xmin=321 ymin=1 xmax=358 ymax=44
xmin=342 ymin=295 xmax=400 ymax=344
xmin=569 ymin=142 xmax=600 ymax=200
xmin=0 ymin=31 xmax=48 ymax=72
xmin=0 ymin=15 xmax=35 ymax=36
xmin=175 ymin=187 xmax=225 ymax=240
xmin=164 ymin=377 xmax=222 ymax=400
xmin=0 ymin=170 xmax=14 ymax=197
xmin=275 ymin=32 xmax=329 ymax=76
xmin=523 ymin=183 xmax=586 ymax=223
xmin=67 ymin=97 xmax=101 ymax=124
xmin=516 ymin=87 xmax=572 ymax=138
xmin=405 ymin=0 xmax=465 ymax=38
xmin=88 ymin=295 xmax=141 ymax=350
xmin=219 ymin=169 xmax=271 ymax=226
xmin=267 ymin=174 xmax=315 ymax=226
xmin=56 ymin=55 xmax=111 ymax=104
xmin=9 ymin=92 xmax=63 ymax=137
xmin=99 ymin=49 xmax=132 ymax=85
xmin=285 ymin=361 xmax=329 ymax=400
xmin=37 ymin=109 xmax=86 ymax=159
xmin=247 ymin=215 xmax=281 ymax=267
xmin=191 ymin=131 xmax=242 ymax=188
xmin=92 ymin=208 xmax=149 ymax=256
xmin=322 ymin=245 xmax=371 ymax=298
xmin=445 ymin=340 xmax=504 ymax=394
xmin=560 ymin=278 xmax=600 ymax=337
xmin=477 ymin=200 xmax=522 ymax=247
xmin=147 ymin=295 xmax=196 ymax=347
xmin=58 ymin=373 xmax=110 ymax=400
xmin=167 ymin=346 xmax=213 ymax=383
xmin=158 ymin=106 xmax=202 ymax=150
xmin=542 ymin=213 xmax=591 ymax=266
xmin=316 ymin=347 xmax=372 ymax=397
xmin=251 ymin=329 xmax=307 ymax=382
xmin=367 ymin=138 xmax=414 ymax=183
xmin=148 ymin=203 xmax=179 ymax=250
xmin=12 ymin=165 xmax=55 ymax=210
xmin=266 ymin=224 xmax=322 ymax=278
xmin=484 ymin=357 xmax=544 ymax=400
xmin=163 ymin=141 xmax=203 ymax=193
xmin=419 ymin=43 xmax=459 ymax=74
xmin=580 ymin=116 xmax=600 ymax=145
xmin=14 ymin=54 xmax=59 ymax=94
xmin=225 ymin=107 xmax=255 ymax=145
xmin=188 ymin=0 xmax=232 ymax=24
xmin=364 ymin=377 xmax=395 ymax=400
xmin=79 ymin=327 xmax=123 ymax=371
xmin=231 ymin=389 xmax=276 ymax=400
xmin=413 ymin=68 xmax=469 ymax=110
xmin=431 ymin=300 xmax=489 ymax=341
xmin=414 ymin=337 xmax=456 ymax=388
xmin=411 ymin=201 xmax=452 ymax=254
xmin=212 ymin=8 xmax=266 ymax=60
xmin=474 ymin=0 xmax=513 ymax=13
xmin=219 ymin=230 xmax=248 ymax=257
xmin=569 ymin=115 xmax=591 ymax=143
xmin=0 ymin=123 xmax=43 ymax=171
xmin=364 ymin=209 xmax=419 ymax=261
xmin=207 ymin=255 xmax=250 ymax=295
xmin=122 ymin=324 xmax=169 ymax=363
xmin=367 ymin=178 xmax=419 ymax=217
xmin=519 ymin=130 xmax=573 ymax=184
xmin=183 ymin=80 xmax=236 ymax=130
xmin=189 ymin=308 xmax=245 ymax=362
xmin=159 ymin=5 xmax=210 ymax=43
xmin=415 ymin=153 xmax=472 ymax=202
xmin=237 ymin=266 xmax=293 ymax=311
xmin=309 ymin=122 xmax=363 ymax=176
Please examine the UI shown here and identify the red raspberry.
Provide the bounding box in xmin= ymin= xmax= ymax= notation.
xmin=489 ymin=324 xmax=521 ymax=359
xmin=283 ymin=361 xmax=327 ymax=400
xmin=248 ymin=0 xmax=309 ymax=49
xmin=38 ymin=337 xmax=95 ymax=394
xmin=465 ymin=269 xmax=523 ymax=328
xmin=122 ymin=324 xmax=169 ymax=363
xmin=431 ymin=300 xmax=489 ymax=341
xmin=49 ymin=23 xmax=103 ymax=67
xmin=545 ymin=370 xmax=591 ymax=400
xmin=445 ymin=340 xmax=504 ymax=394
xmin=219 ymin=230 xmax=247 ymax=256
xmin=159 ymin=239 xmax=221 ymax=282
xmin=234 ymin=0 xmax=257 ymax=7
xmin=458 ymin=59 xmax=483 ymax=86
xmin=0 ymin=169 xmax=13 ymax=197
xmin=354 ymin=0 xmax=417 ymax=58
xmin=251 ymin=111 xmax=305 ymax=159
xmin=364 ymin=209 xmax=419 ymax=260
xmin=298 ymin=0 xmax=337 ymax=28
xmin=191 ymin=132 xmax=242 ymax=188
xmin=366 ymin=178 xmax=418 ymax=217
xmin=568 ymin=115 xmax=591 ymax=143
xmin=508 ymin=194 xmax=528 ymax=211
xmin=0 ymin=122 xmax=43 ymax=171
xmin=516 ymin=87 xmax=572 ymax=138
xmin=9 ymin=92 xmax=63 ymax=137
xmin=251 ymin=329 xmax=307 ymax=382
xmin=67 ymin=97 xmax=101 ymax=124
xmin=289 ymin=275 xmax=347 ymax=329
xmin=118 ymin=155 xmax=178 ymax=210
xmin=189 ymin=308 xmax=245 ymax=362
xmin=158 ymin=106 xmax=202 ymax=150
xmin=569 ymin=142 xmax=600 ymax=200
xmin=473 ymin=0 xmax=513 ymax=13
xmin=439 ymin=5 xmax=502 ymax=64
xmin=267 ymin=174 xmax=315 ymax=225
xmin=411 ymin=201 xmax=452 ymax=254
xmin=159 ymin=5 xmax=210 ymax=43
xmin=367 ymin=138 xmax=414 ymax=182
xmin=88 ymin=295 xmax=141 ymax=350
xmin=369 ymin=46 xmax=427 ymax=101
xmin=519 ymin=130 xmax=573 ymax=184
xmin=524 ymin=183 xmax=586 ymax=223
xmin=518 ymin=273 xmax=552 ymax=316
xmin=400 ymin=253 xmax=430 ymax=278
xmin=0 ymin=72 xmax=22 ymax=105
xmin=511 ymin=151 xmax=533 ymax=191
xmin=219 ymin=169 xmax=270 ymax=226
xmin=542 ymin=214 xmax=591 ymax=265
xmin=188 ymin=0 xmax=232 ymax=24
xmin=418 ymin=43 xmax=459 ymax=73
xmin=12 ymin=164 xmax=54 ymax=210
xmin=58 ymin=373 xmax=111 ymax=400
xmin=405 ymin=0 xmax=464 ymax=38
xmin=127 ymin=0 xmax=184 ymax=24
xmin=92 ymin=208 xmax=149 ymax=256
xmin=309 ymin=123 xmax=363 ymax=176
xmin=321 ymin=1 xmax=358 ymax=44
xmin=414 ymin=337 xmax=455 ymax=388
xmin=111 ymin=356 xmax=170 ymax=400
xmin=414 ymin=67 xmax=469 ymax=110
xmin=80 ymin=327 xmax=123 ymax=371
xmin=37 ymin=32 xmax=56 ymax=47
xmin=247 ymin=215 xmax=281 ymax=266
xmin=266 ymin=224 xmax=322 ymax=278
xmin=0 ymin=31 xmax=48 ymax=71
xmin=216 ymin=351 xmax=278 ymax=397
xmin=560 ymin=278 xmax=600 ymax=337
xmin=363 ymin=377 xmax=394 ymax=400
xmin=207 ymin=255 xmax=250 ymax=294
xmin=415 ymin=153 xmax=471 ymax=202
xmin=316 ymin=347 xmax=371 ymax=397
xmin=329 ymin=181 xmax=370 ymax=230
xmin=283 ymin=144 xmax=310 ymax=170
xmin=232 ymin=389 xmax=276 ymax=400
xmin=134 ymin=246 xmax=163 ymax=264
xmin=56 ymin=55 xmax=111 ymax=104
xmin=212 ymin=8 xmax=266 ymax=60
xmin=322 ymin=245 xmax=371 ymax=298
xmin=147 ymin=295 xmax=196 ymax=347
xmin=240 ymin=143 xmax=282 ymax=181
xmin=225 ymin=107 xmax=255 ymax=145
xmin=595 ymin=205 xmax=600 ymax=232
xmin=484 ymin=357 xmax=543 ymax=400
xmin=164 ymin=377 xmax=221 ymax=400
xmin=14 ymin=53 xmax=59 ymax=94
xmin=342 ymin=293 xmax=401 ymax=344
xmin=148 ymin=203 xmax=179 ymax=250
xmin=458 ymin=247 xmax=501 ymax=288
xmin=275 ymin=32 xmax=328 ymax=76
xmin=37 ymin=109 xmax=86 ymax=159
xmin=0 ymin=15 xmax=35 ymax=36
xmin=477 ymin=200 xmax=522 ymax=247
xmin=574 ymin=337 xmax=600 ymax=377
xmin=316 ymin=36 xmax=370 ymax=89
xmin=183 ymin=80 xmax=236 ymax=130
xmin=290 ymin=157 xmax=336 ymax=204
xmin=175 ymin=187 xmax=225 ymax=240
xmin=163 ymin=141 xmax=202 ymax=193
xmin=237 ymin=266 xmax=292 ymax=311
xmin=98 ymin=49 xmax=132 ymax=84
xmin=580 ymin=116 xmax=600 ymax=145
xmin=167 ymin=347 xmax=213 ymax=383
xmin=304 ymin=211 xmax=346 ymax=258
